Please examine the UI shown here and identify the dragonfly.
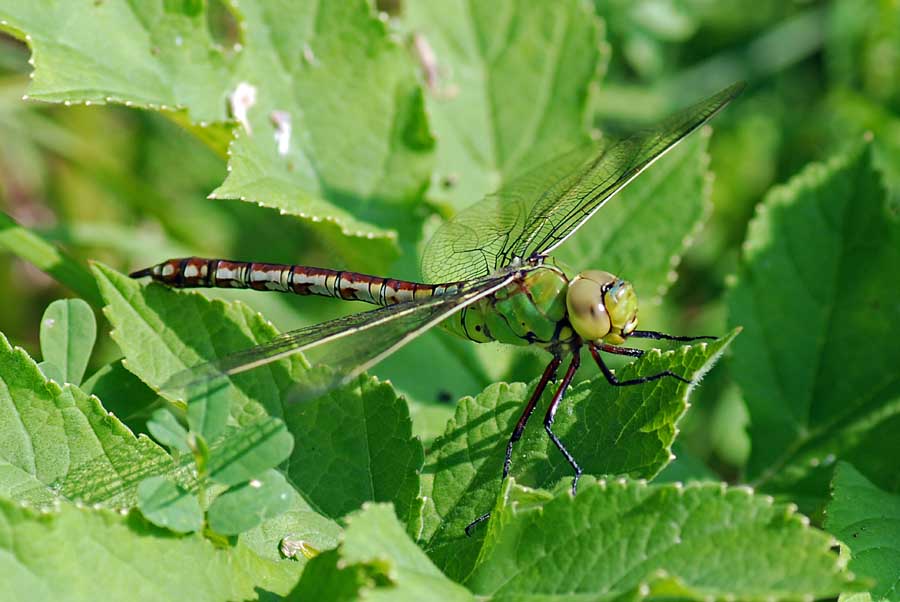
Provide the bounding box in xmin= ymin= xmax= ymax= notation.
xmin=132 ymin=82 xmax=744 ymax=534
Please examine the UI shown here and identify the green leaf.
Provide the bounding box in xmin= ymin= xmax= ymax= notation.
xmin=728 ymin=143 xmax=900 ymax=499
xmin=0 ymin=331 xmax=172 ymax=508
xmin=0 ymin=3 xmax=231 ymax=120
xmin=0 ymin=0 xmax=435 ymax=267
xmin=0 ymin=211 xmax=102 ymax=307
xmin=287 ymin=549 xmax=376 ymax=602
xmin=207 ymin=468 xmax=292 ymax=536
xmin=654 ymin=441 xmax=720 ymax=484
xmin=39 ymin=298 xmax=96 ymax=386
xmin=465 ymin=478 xmax=862 ymax=601
xmin=207 ymin=416 xmax=294 ymax=487
xmin=417 ymin=330 xmax=738 ymax=579
xmin=146 ymin=409 xmax=190 ymax=453
xmin=403 ymin=0 xmax=607 ymax=211
xmin=284 ymin=376 xmax=424 ymax=523
xmin=187 ymin=386 xmax=230 ymax=441
xmin=240 ymin=486 xmax=342 ymax=564
xmin=81 ymin=360 xmax=161 ymax=431
xmin=137 ymin=475 xmax=203 ymax=533
xmin=826 ymin=463 xmax=900 ymax=602
xmin=291 ymin=503 xmax=473 ymax=602
xmin=36 ymin=360 xmax=64 ymax=384
xmin=214 ymin=1 xmax=434 ymax=262
xmin=556 ymin=125 xmax=711 ymax=301
xmin=0 ymin=498 xmax=298 ymax=600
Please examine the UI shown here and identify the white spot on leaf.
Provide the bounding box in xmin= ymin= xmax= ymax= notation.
xmin=270 ymin=110 xmax=292 ymax=156
xmin=230 ymin=82 xmax=257 ymax=134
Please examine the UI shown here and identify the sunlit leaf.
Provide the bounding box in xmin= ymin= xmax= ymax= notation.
xmin=137 ymin=475 xmax=203 ymax=534
xmin=38 ymin=298 xmax=96 ymax=386
xmin=728 ymin=143 xmax=900 ymax=503
xmin=0 ymin=0 xmax=436 ymax=266
xmin=207 ymin=468 xmax=293 ymax=536
xmin=291 ymin=503 xmax=472 ymax=602
xmin=826 ymin=463 xmax=900 ymax=602
xmin=0 ymin=499 xmax=298 ymax=599
xmin=418 ymin=331 xmax=738 ymax=579
xmin=465 ymin=478 xmax=862 ymax=601
xmin=404 ymin=0 xmax=606 ymax=211
xmin=284 ymin=376 xmax=424 ymax=523
xmin=0 ymin=331 xmax=172 ymax=508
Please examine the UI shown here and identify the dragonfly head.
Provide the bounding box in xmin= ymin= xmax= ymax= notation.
xmin=566 ymin=270 xmax=638 ymax=345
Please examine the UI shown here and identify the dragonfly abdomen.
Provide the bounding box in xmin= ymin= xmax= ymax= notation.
xmin=130 ymin=257 xmax=461 ymax=306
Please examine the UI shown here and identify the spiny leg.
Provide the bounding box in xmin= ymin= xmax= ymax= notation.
xmin=596 ymin=343 xmax=644 ymax=358
xmin=629 ymin=330 xmax=716 ymax=342
xmin=465 ymin=355 xmax=561 ymax=537
xmin=503 ymin=356 xmax=561 ymax=478
xmin=589 ymin=343 xmax=691 ymax=386
xmin=543 ymin=352 xmax=582 ymax=495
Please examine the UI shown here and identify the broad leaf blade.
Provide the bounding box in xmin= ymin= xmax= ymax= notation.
xmin=0 ymin=499 xmax=298 ymax=600
xmin=207 ymin=468 xmax=293 ymax=536
xmin=137 ymin=475 xmax=203 ymax=534
xmin=728 ymin=143 xmax=900 ymax=499
xmin=239 ymin=486 xmax=342 ymax=564
xmin=466 ymin=478 xmax=862 ymax=601
xmin=0 ymin=2 xmax=231 ymax=119
xmin=39 ymin=299 xmax=97 ymax=386
xmin=826 ymin=463 xmax=900 ymax=602
xmin=0 ymin=0 xmax=435 ymax=265
xmin=404 ymin=0 xmax=607 ymax=211
xmin=0 ymin=331 xmax=172 ymax=508
xmin=418 ymin=331 xmax=738 ymax=579
xmin=213 ymin=0 xmax=435 ymax=262
xmin=284 ymin=376 xmax=424 ymax=523
xmin=207 ymin=417 xmax=294 ymax=487
xmin=291 ymin=503 xmax=473 ymax=602
xmin=36 ymin=360 xmax=64 ymax=384
xmin=146 ymin=409 xmax=190 ymax=453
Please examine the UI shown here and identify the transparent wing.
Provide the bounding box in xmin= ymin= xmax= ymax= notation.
xmin=421 ymin=82 xmax=745 ymax=282
xmin=163 ymin=271 xmax=521 ymax=402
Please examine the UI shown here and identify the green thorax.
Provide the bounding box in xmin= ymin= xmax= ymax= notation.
xmin=441 ymin=266 xmax=571 ymax=347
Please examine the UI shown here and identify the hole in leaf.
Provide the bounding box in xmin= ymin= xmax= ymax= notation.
xmin=207 ymin=0 xmax=241 ymax=49
xmin=376 ymin=0 xmax=403 ymax=16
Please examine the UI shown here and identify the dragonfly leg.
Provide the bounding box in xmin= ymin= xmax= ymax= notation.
xmin=503 ymin=356 xmax=561 ymax=479
xmin=589 ymin=344 xmax=691 ymax=385
xmin=596 ymin=343 xmax=644 ymax=358
xmin=543 ymin=352 xmax=582 ymax=495
xmin=628 ymin=330 xmax=715 ymax=342
xmin=465 ymin=355 xmax=561 ymax=537
xmin=465 ymin=512 xmax=490 ymax=536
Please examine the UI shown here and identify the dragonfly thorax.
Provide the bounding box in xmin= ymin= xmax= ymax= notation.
xmin=565 ymin=270 xmax=638 ymax=345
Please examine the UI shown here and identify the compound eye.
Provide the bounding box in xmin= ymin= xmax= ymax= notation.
xmin=604 ymin=280 xmax=638 ymax=335
xmin=566 ymin=277 xmax=612 ymax=341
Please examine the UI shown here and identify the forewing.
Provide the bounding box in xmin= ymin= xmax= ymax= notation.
xmin=421 ymin=145 xmax=600 ymax=282
xmin=162 ymin=272 xmax=519 ymax=402
xmin=421 ymin=82 xmax=744 ymax=282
